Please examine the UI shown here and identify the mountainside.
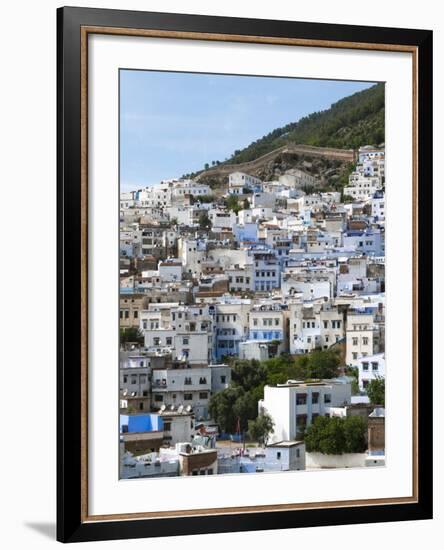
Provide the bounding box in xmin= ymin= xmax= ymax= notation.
xmin=188 ymin=83 xmax=384 ymax=191
xmin=223 ymin=83 xmax=385 ymax=165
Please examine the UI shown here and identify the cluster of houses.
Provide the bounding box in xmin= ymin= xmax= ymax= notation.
xmin=119 ymin=145 xmax=386 ymax=478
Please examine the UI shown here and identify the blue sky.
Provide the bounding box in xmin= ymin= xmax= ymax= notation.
xmin=120 ymin=70 xmax=375 ymax=192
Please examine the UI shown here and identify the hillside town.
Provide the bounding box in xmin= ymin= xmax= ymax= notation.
xmin=119 ymin=145 xmax=386 ymax=478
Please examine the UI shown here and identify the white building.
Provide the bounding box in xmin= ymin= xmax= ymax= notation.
xmin=346 ymin=308 xmax=384 ymax=367
xmin=357 ymin=353 xmax=385 ymax=391
xmin=152 ymin=368 xmax=211 ymax=420
xmin=158 ymin=259 xmax=183 ymax=282
xmin=261 ymin=380 xmax=352 ymax=442
xmin=343 ymin=173 xmax=382 ymax=201
xmin=264 ymin=441 xmax=306 ymax=471
xmin=228 ymin=172 xmax=262 ymax=195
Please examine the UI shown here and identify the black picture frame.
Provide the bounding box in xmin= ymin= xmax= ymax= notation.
xmin=57 ymin=6 xmax=433 ymax=543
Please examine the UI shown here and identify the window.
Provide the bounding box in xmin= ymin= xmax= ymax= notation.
xmin=363 ymin=337 xmax=369 ymax=345
xmin=296 ymin=393 xmax=307 ymax=405
xmin=199 ymin=377 xmax=207 ymax=384
xmin=352 ymin=337 xmax=358 ymax=346
xmin=154 ymin=395 xmax=163 ymax=402
xmin=199 ymin=392 xmax=208 ymax=400
xmin=220 ymin=375 xmax=226 ymax=384
xmin=207 ymin=469 xmax=214 ymax=475
xmin=323 ymin=321 xmax=328 ymax=329
xmin=296 ymin=414 xmax=307 ymax=429
xmin=124 ymin=310 xmax=129 ymax=319
xmin=311 ymin=392 xmax=319 ymax=404
xmin=166 ymin=337 xmax=172 ymax=346
xmin=352 ymin=352 xmax=358 ymax=360
xmin=183 ymin=337 xmax=189 ymax=345
xmin=140 ymin=374 xmax=147 ymax=384
xmin=296 ymin=449 xmax=300 ymax=458
xmin=134 ymin=310 xmax=138 ymax=319
xmin=184 ymin=393 xmax=193 ymax=401
xmin=324 ymin=393 xmax=332 ymax=404
xmin=276 ymin=452 xmax=281 ymax=460
xmin=362 ymin=362 xmax=369 ymax=371
xmin=163 ymin=422 xmax=171 ymax=431
xmin=131 ymin=376 xmax=137 ymax=385
xmin=184 ymin=377 xmax=192 ymax=385
xmin=372 ymin=362 xmax=379 ymax=371
xmin=153 ymin=337 xmax=160 ymax=346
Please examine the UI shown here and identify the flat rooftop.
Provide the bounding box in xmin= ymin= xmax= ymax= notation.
xmin=266 ymin=440 xmax=304 ymax=448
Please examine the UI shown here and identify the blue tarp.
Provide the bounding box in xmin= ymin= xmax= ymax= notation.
xmin=120 ymin=414 xmax=164 ymax=433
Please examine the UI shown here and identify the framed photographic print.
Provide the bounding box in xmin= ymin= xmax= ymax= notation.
xmin=57 ymin=6 xmax=433 ymax=543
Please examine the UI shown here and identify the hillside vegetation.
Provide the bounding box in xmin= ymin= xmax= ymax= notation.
xmin=223 ymin=83 xmax=384 ymax=165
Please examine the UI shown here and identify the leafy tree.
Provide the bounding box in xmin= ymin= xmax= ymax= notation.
xmin=233 ymin=391 xmax=258 ymax=432
xmin=248 ymin=412 xmax=274 ymax=446
xmin=345 ymin=366 xmax=360 ymax=395
xmin=204 ymin=163 xmax=210 ymax=170
xmin=231 ymin=359 xmax=267 ymax=392
xmin=120 ymin=327 xmax=144 ymax=345
xmin=341 ymin=194 xmax=355 ymax=203
xmin=305 ymin=349 xmax=341 ymax=379
xmin=366 ymin=377 xmax=385 ymax=406
xmin=208 ymin=386 xmax=244 ymax=433
xmin=224 ymin=194 xmax=242 ymax=214
xmin=305 ymin=415 xmax=366 ymax=455
xmin=198 ymin=212 xmax=211 ymax=230
xmin=343 ymin=416 xmax=367 ymax=453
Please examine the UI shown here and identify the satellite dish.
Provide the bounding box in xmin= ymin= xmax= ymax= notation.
xmin=186 ymin=405 xmax=192 ymax=412
xmin=170 ymin=404 xmax=175 ymax=411
xmin=160 ymin=404 xmax=166 ymax=412
xmin=177 ymin=405 xmax=184 ymax=414
xmin=122 ymin=389 xmax=128 ymax=397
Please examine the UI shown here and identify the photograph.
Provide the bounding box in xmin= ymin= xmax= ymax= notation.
xmin=118 ymin=71 xmax=387 ymax=480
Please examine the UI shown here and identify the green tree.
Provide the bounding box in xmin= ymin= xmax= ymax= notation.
xmin=233 ymin=391 xmax=258 ymax=432
xmin=120 ymin=327 xmax=144 ymax=345
xmin=304 ymin=415 xmax=366 ymax=455
xmin=343 ymin=416 xmax=367 ymax=453
xmin=248 ymin=412 xmax=274 ymax=446
xmin=224 ymin=194 xmax=243 ymax=214
xmin=198 ymin=212 xmax=211 ymax=230
xmin=366 ymin=377 xmax=385 ymax=406
xmin=208 ymin=386 xmax=244 ymax=433
xmin=204 ymin=162 xmax=210 ymax=170
xmin=305 ymin=349 xmax=341 ymax=379
xmin=231 ymin=359 xmax=267 ymax=392
xmin=345 ymin=366 xmax=360 ymax=395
